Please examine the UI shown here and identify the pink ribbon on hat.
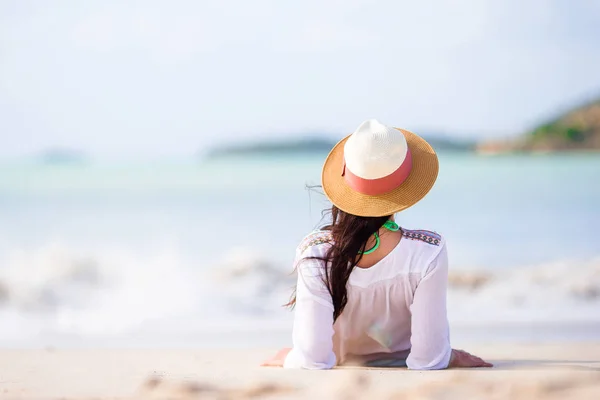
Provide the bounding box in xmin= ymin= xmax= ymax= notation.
xmin=342 ymin=149 xmax=413 ymax=196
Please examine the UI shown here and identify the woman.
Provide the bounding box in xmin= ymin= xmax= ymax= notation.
xmin=262 ymin=119 xmax=492 ymax=370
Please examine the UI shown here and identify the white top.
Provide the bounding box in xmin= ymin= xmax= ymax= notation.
xmin=283 ymin=228 xmax=451 ymax=370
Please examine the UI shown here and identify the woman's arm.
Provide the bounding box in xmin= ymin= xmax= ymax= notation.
xmin=407 ymin=243 xmax=491 ymax=369
xmin=262 ymin=257 xmax=336 ymax=369
xmin=406 ymin=243 xmax=453 ymax=370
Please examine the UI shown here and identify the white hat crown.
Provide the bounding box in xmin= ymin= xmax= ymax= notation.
xmin=343 ymin=119 xmax=409 ymax=179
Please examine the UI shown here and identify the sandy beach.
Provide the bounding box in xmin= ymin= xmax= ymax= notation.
xmin=0 ymin=342 xmax=598 ymax=399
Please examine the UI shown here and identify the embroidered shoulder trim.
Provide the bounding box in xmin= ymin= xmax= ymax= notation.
xmin=402 ymin=229 xmax=441 ymax=246
xmin=298 ymin=230 xmax=333 ymax=254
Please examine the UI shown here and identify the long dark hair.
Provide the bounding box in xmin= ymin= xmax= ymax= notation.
xmin=287 ymin=205 xmax=391 ymax=321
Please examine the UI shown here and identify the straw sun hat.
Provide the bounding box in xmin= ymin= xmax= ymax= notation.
xmin=322 ymin=119 xmax=439 ymax=217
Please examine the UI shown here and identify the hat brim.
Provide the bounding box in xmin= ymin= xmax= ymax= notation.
xmin=322 ymin=128 xmax=439 ymax=217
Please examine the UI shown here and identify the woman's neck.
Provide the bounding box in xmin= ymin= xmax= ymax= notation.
xmin=357 ymin=229 xmax=402 ymax=268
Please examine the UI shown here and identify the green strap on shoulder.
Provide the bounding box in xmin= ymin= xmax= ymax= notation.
xmin=359 ymin=220 xmax=399 ymax=255
xmin=361 ymin=232 xmax=381 ymax=255
xmin=383 ymin=220 xmax=399 ymax=231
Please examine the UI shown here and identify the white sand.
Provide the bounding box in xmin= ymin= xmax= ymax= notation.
xmin=0 ymin=343 xmax=599 ymax=399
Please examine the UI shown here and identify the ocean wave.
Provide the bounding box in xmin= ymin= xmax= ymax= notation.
xmin=446 ymin=258 xmax=600 ymax=323
xmin=210 ymin=250 xmax=600 ymax=323
xmin=210 ymin=247 xmax=296 ymax=314
xmin=448 ymin=258 xmax=600 ymax=301
xmin=0 ymin=241 xmax=598 ymax=343
xmin=0 ymin=241 xmax=199 ymax=336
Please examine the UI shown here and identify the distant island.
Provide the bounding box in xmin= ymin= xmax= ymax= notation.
xmin=205 ymin=137 xmax=336 ymax=158
xmin=421 ymin=135 xmax=476 ymax=152
xmin=478 ymin=97 xmax=600 ymax=153
xmin=205 ymin=134 xmax=474 ymax=159
xmin=204 ymin=97 xmax=600 ymax=159
xmin=38 ymin=148 xmax=88 ymax=165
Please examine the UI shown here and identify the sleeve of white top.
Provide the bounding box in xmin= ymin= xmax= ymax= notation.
xmin=283 ymin=253 xmax=337 ymax=369
xmin=406 ymin=242 xmax=452 ymax=370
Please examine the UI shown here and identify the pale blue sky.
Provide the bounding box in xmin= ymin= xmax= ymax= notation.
xmin=1 ymin=0 xmax=600 ymax=158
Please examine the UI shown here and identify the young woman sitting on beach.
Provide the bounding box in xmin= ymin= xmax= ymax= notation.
xmin=262 ymin=119 xmax=492 ymax=370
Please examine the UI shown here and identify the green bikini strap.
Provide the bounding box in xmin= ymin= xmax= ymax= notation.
xmin=383 ymin=220 xmax=399 ymax=232
xmin=361 ymin=232 xmax=381 ymax=255
xmin=359 ymin=220 xmax=399 ymax=255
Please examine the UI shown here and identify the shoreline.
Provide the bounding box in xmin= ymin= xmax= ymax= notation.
xmin=1 ymin=320 xmax=600 ymax=350
xmin=0 ymin=343 xmax=598 ymax=399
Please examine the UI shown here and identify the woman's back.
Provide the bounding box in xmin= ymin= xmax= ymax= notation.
xmin=285 ymin=228 xmax=451 ymax=369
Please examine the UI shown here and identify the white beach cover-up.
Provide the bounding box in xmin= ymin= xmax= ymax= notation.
xmin=284 ymin=228 xmax=451 ymax=370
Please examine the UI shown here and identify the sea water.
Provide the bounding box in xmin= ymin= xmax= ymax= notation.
xmin=0 ymin=152 xmax=599 ymax=347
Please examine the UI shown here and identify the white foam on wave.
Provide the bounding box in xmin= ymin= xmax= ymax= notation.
xmin=210 ymin=246 xmax=296 ymax=314
xmin=0 ymin=240 xmax=200 ymax=338
xmin=0 ymin=240 xmax=598 ymax=345
xmin=447 ymin=258 xmax=600 ymax=324
xmin=207 ymin=249 xmax=600 ymax=327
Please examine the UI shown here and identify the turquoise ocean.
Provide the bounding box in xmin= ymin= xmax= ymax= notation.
xmin=0 ymin=152 xmax=599 ymax=347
